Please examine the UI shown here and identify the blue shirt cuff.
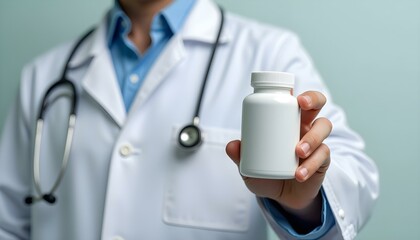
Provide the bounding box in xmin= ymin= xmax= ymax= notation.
xmin=262 ymin=188 xmax=335 ymax=239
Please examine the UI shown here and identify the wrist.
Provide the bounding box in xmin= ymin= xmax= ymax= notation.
xmin=274 ymin=192 xmax=323 ymax=234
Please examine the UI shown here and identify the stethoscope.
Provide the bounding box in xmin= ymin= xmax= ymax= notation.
xmin=25 ymin=6 xmax=224 ymax=205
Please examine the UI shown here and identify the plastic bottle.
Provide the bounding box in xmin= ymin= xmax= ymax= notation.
xmin=240 ymin=71 xmax=300 ymax=179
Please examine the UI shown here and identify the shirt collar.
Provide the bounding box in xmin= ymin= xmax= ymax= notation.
xmin=106 ymin=2 xmax=125 ymax=45
xmin=107 ymin=0 xmax=196 ymax=46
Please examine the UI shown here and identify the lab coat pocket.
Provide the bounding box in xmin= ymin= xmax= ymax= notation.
xmin=163 ymin=126 xmax=252 ymax=232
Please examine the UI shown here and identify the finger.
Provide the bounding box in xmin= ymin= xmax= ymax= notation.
xmin=226 ymin=140 xmax=252 ymax=181
xmin=226 ymin=140 xmax=241 ymax=165
xmin=298 ymin=91 xmax=327 ymax=127
xmin=296 ymin=117 xmax=332 ymax=159
xmin=295 ymin=143 xmax=331 ymax=182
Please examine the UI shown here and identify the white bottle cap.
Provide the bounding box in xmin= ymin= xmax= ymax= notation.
xmin=251 ymin=71 xmax=295 ymax=89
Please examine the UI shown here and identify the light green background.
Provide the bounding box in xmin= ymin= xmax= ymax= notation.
xmin=1 ymin=0 xmax=419 ymax=239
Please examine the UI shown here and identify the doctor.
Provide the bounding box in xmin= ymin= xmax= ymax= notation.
xmin=0 ymin=0 xmax=379 ymax=239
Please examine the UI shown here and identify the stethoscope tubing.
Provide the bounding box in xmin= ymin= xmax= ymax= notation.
xmin=177 ymin=6 xmax=224 ymax=149
xmin=193 ymin=6 xmax=224 ymax=119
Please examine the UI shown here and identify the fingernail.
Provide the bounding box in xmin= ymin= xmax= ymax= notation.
xmin=299 ymin=167 xmax=308 ymax=178
xmin=302 ymin=96 xmax=312 ymax=106
xmin=300 ymin=142 xmax=310 ymax=155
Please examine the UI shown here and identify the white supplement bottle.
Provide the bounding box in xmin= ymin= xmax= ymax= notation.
xmin=240 ymin=71 xmax=300 ymax=179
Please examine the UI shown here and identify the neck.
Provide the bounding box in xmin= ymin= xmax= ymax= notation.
xmin=119 ymin=0 xmax=173 ymax=53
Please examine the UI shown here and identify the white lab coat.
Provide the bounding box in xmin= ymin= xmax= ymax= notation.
xmin=0 ymin=0 xmax=379 ymax=239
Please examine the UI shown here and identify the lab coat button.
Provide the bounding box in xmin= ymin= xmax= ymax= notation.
xmin=119 ymin=144 xmax=132 ymax=157
xmin=112 ymin=236 xmax=124 ymax=240
xmin=338 ymin=209 xmax=345 ymax=219
xmin=130 ymin=74 xmax=139 ymax=84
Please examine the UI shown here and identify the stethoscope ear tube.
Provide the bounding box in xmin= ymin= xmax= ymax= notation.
xmin=24 ymin=28 xmax=94 ymax=206
xmin=25 ymin=114 xmax=76 ymax=205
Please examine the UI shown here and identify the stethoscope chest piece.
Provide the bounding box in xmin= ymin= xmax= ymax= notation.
xmin=178 ymin=124 xmax=202 ymax=149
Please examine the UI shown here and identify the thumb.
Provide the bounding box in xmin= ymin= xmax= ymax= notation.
xmin=226 ymin=140 xmax=241 ymax=166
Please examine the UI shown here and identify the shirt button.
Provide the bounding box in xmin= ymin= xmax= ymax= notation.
xmin=338 ymin=209 xmax=345 ymax=219
xmin=112 ymin=236 xmax=124 ymax=240
xmin=130 ymin=74 xmax=139 ymax=84
xmin=119 ymin=144 xmax=133 ymax=157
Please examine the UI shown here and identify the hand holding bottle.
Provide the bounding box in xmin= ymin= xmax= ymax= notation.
xmin=226 ymin=90 xmax=332 ymax=232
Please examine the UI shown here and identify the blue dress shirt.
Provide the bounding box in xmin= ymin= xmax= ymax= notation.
xmin=107 ymin=0 xmax=335 ymax=238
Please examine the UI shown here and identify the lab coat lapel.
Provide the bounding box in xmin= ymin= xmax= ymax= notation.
xmin=127 ymin=34 xmax=186 ymax=113
xmin=74 ymin=18 xmax=126 ymax=127
xmin=81 ymin=51 xmax=126 ymax=127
